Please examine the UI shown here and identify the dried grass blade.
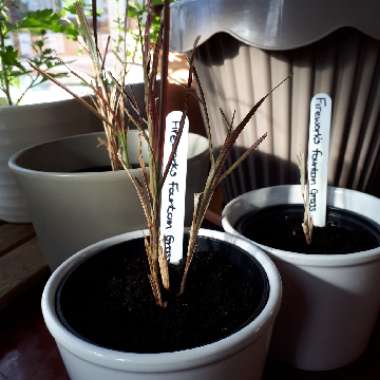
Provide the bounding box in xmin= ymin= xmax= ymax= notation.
xmin=142 ymin=0 xmax=153 ymax=122
xmin=179 ymin=192 xmax=203 ymax=294
xmin=229 ymin=76 xmax=289 ymax=145
xmin=157 ymin=0 xmax=171 ymax=171
xmin=297 ymin=152 xmax=313 ymax=244
xmin=217 ymin=132 xmax=267 ymax=186
xmin=192 ymin=64 xmax=214 ymax=166
xmin=158 ymin=243 xmax=170 ymax=290
xmin=55 ymin=58 xmax=94 ymax=89
xmin=137 ymin=131 xmax=152 ymax=205
xmin=76 ymin=2 xmax=100 ymax=72
xmin=219 ymin=108 xmax=236 ymax=138
xmin=101 ymin=36 xmax=111 ymax=70
xmin=92 ymin=0 xmax=98 ymax=51
xmin=149 ymin=19 xmax=162 ymax=96
xmin=145 ymin=238 xmax=164 ymax=307
xmin=29 ymin=63 xmax=113 ymax=127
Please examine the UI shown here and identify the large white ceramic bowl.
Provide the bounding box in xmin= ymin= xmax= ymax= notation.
xmin=0 ymin=97 xmax=101 ymax=222
xmin=9 ymin=131 xmax=209 ymax=269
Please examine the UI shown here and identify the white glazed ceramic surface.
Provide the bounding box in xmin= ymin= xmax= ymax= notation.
xmin=171 ymin=0 xmax=380 ymax=52
xmin=222 ymin=185 xmax=380 ymax=371
xmin=9 ymin=131 xmax=209 ymax=269
xmin=0 ymin=98 xmax=101 ymax=222
xmin=42 ymin=229 xmax=282 ymax=380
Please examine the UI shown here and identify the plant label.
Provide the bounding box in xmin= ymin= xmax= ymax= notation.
xmin=160 ymin=111 xmax=189 ymax=264
xmin=307 ymin=93 xmax=332 ymax=227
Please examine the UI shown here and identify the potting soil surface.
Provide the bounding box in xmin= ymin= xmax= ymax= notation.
xmin=57 ymin=237 xmax=269 ymax=353
xmin=236 ymin=205 xmax=380 ymax=254
xmin=74 ymin=164 xmax=141 ymax=172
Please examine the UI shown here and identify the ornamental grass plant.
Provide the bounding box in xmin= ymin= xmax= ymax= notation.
xmin=34 ymin=0 xmax=287 ymax=306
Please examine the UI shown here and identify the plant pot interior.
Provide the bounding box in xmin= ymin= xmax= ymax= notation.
xmin=13 ymin=132 xmax=207 ymax=174
xmin=74 ymin=165 xmax=113 ymax=172
xmin=236 ymin=205 xmax=380 ymax=254
xmin=13 ymin=133 xmax=148 ymax=173
xmin=74 ymin=164 xmax=142 ymax=172
xmin=56 ymin=235 xmax=269 ymax=353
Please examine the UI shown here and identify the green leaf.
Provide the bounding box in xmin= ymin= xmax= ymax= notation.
xmin=1 ymin=45 xmax=20 ymax=66
xmin=16 ymin=8 xmax=78 ymax=39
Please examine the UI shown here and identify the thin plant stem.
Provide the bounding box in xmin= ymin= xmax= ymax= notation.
xmin=0 ymin=28 xmax=12 ymax=105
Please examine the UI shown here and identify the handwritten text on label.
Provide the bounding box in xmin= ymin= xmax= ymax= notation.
xmin=160 ymin=111 xmax=189 ymax=264
xmin=307 ymin=94 xmax=332 ymax=227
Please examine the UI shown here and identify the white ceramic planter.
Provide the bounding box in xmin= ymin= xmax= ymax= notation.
xmin=222 ymin=185 xmax=380 ymax=371
xmin=171 ymin=0 xmax=380 ymax=201
xmin=0 ymin=97 xmax=101 ymax=222
xmin=9 ymin=131 xmax=209 ymax=269
xmin=42 ymin=228 xmax=282 ymax=380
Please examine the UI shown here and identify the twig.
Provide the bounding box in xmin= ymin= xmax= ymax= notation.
xmin=92 ymin=0 xmax=98 ymax=52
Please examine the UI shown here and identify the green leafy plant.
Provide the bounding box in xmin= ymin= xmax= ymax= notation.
xmin=34 ymin=0 xmax=286 ymax=307
xmin=0 ymin=1 xmax=78 ymax=105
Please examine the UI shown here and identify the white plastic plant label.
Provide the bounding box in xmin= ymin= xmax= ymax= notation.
xmin=307 ymin=93 xmax=332 ymax=227
xmin=160 ymin=111 xmax=189 ymax=264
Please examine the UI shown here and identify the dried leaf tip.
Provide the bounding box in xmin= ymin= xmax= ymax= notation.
xmin=297 ymin=152 xmax=313 ymax=245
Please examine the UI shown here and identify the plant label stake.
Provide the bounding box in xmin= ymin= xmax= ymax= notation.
xmin=307 ymin=93 xmax=332 ymax=227
xmin=160 ymin=111 xmax=189 ymax=264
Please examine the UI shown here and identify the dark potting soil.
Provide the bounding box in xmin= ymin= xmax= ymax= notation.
xmin=74 ymin=165 xmax=113 ymax=172
xmin=57 ymin=236 xmax=269 ymax=353
xmin=236 ymin=205 xmax=380 ymax=254
xmin=74 ymin=163 xmax=140 ymax=172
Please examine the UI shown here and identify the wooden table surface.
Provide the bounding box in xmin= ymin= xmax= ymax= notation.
xmin=0 ymin=223 xmax=379 ymax=380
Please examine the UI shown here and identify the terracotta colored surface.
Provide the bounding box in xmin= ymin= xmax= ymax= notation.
xmin=0 ymin=223 xmax=379 ymax=380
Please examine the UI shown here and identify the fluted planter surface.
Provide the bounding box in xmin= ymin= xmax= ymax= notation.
xmin=171 ymin=0 xmax=380 ymax=201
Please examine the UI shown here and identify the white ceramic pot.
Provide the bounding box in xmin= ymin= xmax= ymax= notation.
xmin=222 ymin=185 xmax=380 ymax=371
xmin=42 ymin=228 xmax=282 ymax=380
xmin=0 ymin=97 xmax=101 ymax=222
xmin=9 ymin=131 xmax=209 ymax=269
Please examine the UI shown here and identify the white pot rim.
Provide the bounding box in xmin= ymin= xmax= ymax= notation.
xmin=42 ymin=228 xmax=281 ymax=373
xmin=9 ymin=131 xmax=209 ymax=180
xmin=222 ymin=185 xmax=380 ymax=267
xmin=0 ymin=96 xmax=92 ymax=112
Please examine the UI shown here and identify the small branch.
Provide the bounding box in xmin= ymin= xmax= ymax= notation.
xmin=92 ymin=0 xmax=98 ymax=51
xmin=15 ymin=76 xmax=38 ymax=105
xmin=0 ymin=29 xmax=13 ymax=105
